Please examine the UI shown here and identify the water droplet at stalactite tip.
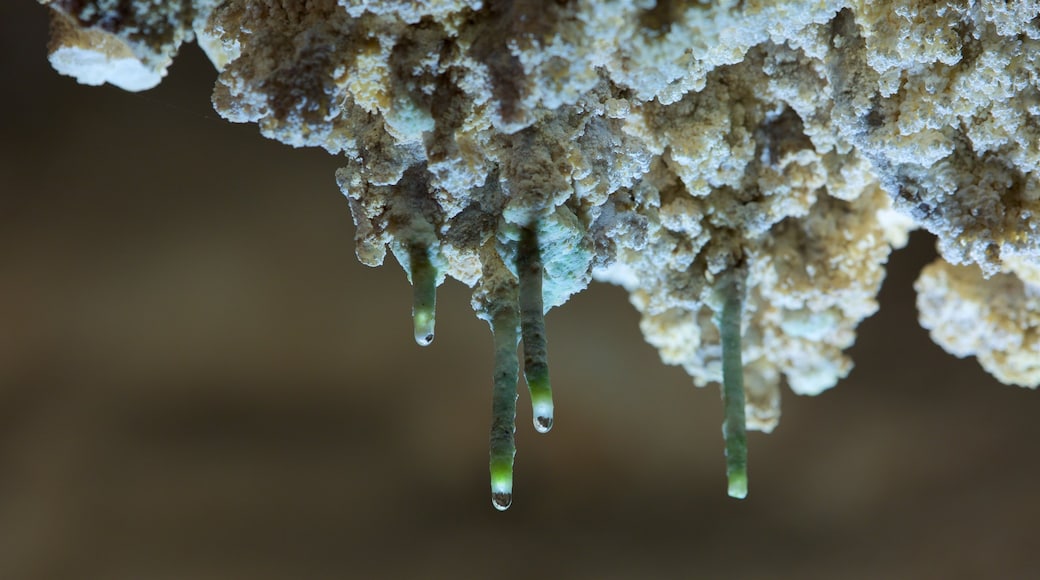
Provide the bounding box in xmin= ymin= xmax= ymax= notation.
xmin=719 ymin=268 xmax=749 ymax=500
xmin=489 ymin=290 xmax=520 ymax=511
xmin=409 ymin=243 xmax=437 ymax=347
xmin=518 ymin=224 xmax=554 ymax=434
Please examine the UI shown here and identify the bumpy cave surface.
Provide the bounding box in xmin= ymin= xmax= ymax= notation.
xmin=39 ymin=0 xmax=1040 ymax=504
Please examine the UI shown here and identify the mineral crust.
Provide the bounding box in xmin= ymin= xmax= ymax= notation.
xmin=38 ymin=0 xmax=1040 ymax=499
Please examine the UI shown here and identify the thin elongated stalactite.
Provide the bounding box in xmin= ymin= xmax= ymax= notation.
xmin=719 ymin=269 xmax=748 ymax=499
xmin=518 ymin=225 xmax=554 ymax=434
xmin=409 ymin=243 xmax=437 ymax=346
xmin=489 ymin=290 xmax=520 ymax=511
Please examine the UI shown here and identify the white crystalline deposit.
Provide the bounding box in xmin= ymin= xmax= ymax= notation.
xmin=39 ymin=0 xmax=1040 ymax=428
xmin=41 ymin=0 xmax=217 ymax=91
xmin=917 ymin=258 xmax=1040 ymax=388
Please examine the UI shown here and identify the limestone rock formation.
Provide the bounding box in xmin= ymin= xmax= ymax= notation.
xmin=38 ymin=0 xmax=1040 ymax=504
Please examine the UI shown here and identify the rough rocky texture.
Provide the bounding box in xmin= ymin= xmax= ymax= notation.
xmin=917 ymin=258 xmax=1040 ymax=388
xmin=39 ymin=0 xmax=1040 ymax=434
xmin=41 ymin=0 xmax=213 ymax=90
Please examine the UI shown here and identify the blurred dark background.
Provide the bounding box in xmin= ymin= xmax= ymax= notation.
xmin=3 ymin=3 xmax=1039 ymax=578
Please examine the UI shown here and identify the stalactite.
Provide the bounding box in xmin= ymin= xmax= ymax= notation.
xmin=518 ymin=224 xmax=554 ymax=434
xmin=409 ymin=243 xmax=437 ymax=346
xmin=718 ymin=267 xmax=748 ymax=499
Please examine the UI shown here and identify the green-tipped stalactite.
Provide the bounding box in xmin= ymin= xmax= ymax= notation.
xmin=410 ymin=243 xmax=437 ymax=346
xmin=518 ymin=225 xmax=554 ymax=433
xmin=489 ymin=294 xmax=520 ymax=510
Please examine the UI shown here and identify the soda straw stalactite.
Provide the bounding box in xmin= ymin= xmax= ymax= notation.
xmin=718 ymin=267 xmax=748 ymax=499
xmin=409 ymin=243 xmax=437 ymax=346
xmin=518 ymin=224 xmax=554 ymax=433
xmin=488 ymin=283 xmax=520 ymax=511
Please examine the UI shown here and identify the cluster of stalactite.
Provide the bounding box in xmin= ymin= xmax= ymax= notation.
xmin=37 ymin=0 xmax=1040 ymax=508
